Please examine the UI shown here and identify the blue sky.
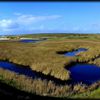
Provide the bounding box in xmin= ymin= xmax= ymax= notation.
xmin=0 ymin=2 xmax=100 ymax=35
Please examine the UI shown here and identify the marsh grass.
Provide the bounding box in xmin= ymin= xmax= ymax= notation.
xmin=0 ymin=38 xmax=100 ymax=80
xmin=1 ymin=34 xmax=100 ymax=97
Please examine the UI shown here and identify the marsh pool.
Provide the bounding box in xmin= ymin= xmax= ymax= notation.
xmin=19 ymin=39 xmax=40 ymax=43
xmin=64 ymin=48 xmax=100 ymax=84
xmin=68 ymin=63 xmax=100 ymax=84
xmin=64 ymin=48 xmax=87 ymax=56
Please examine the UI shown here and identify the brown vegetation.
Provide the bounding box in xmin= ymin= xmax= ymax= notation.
xmin=0 ymin=36 xmax=100 ymax=97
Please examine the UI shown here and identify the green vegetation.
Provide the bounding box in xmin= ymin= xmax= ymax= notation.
xmin=1 ymin=34 xmax=100 ymax=98
xmin=4 ymin=33 xmax=100 ymax=40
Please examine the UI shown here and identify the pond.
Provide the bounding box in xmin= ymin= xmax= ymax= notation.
xmin=64 ymin=48 xmax=87 ymax=56
xmin=63 ymin=48 xmax=100 ymax=84
xmin=19 ymin=38 xmax=48 ymax=43
xmin=19 ymin=39 xmax=40 ymax=43
xmin=68 ymin=63 xmax=100 ymax=84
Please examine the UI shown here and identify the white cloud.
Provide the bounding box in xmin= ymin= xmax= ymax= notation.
xmin=0 ymin=19 xmax=19 ymax=30
xmin=16 ymin=14 xmax=62 ymax=24
xmin=0 ymin=19 xmax=12 ymax=28
xmin=0 ymin=13 xmax=62 ymax=34
xmin=1 ymin=13 xmax=61 ymax=27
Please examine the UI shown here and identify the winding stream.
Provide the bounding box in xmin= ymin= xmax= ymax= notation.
xmin=0 ymin=48 xmax=100 ymax=85
xmin=0 ymin=61 xmax=36 ymax=78
xmin=0 ymin=61 xmax=67 ymax=85
xmin=64 ymin=48 xmax=87 ymax=56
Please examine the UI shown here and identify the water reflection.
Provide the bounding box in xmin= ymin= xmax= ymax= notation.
xmin=64 ymin=48 xmax=87 ymax=56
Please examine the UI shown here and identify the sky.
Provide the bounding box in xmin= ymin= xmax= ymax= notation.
xmin=0 ymin=2 xmax=100 ymax=35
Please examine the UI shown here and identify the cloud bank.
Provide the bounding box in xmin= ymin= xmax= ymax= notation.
xmin=0 ymin=13 xmax=62 ymax=35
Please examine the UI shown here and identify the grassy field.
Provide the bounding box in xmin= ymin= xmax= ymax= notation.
xmin=1 ymin=34 xmax=100 ymax=98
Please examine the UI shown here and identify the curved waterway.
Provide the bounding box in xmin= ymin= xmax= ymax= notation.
xmin=0 ymin=61 xmax=36 ymax=78
xmin=0 ymin=61 xmax=67 ymax=85
xmin=0 ymin=47 xmax=100 ymax=85
xmin=64 ymin=48 xmax=87 ymax=56
xmin=0 ymin=60 xmax=100 ymax=85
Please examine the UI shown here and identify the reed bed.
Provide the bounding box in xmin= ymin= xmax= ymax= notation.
xmin=0 ymin=36 xmax=100 ymax=97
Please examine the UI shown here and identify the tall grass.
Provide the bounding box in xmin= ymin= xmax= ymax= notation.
xmin=0 ymin=67 xmax=100 ymax=97
xmin=0 ymin=35 xmax=100 ymax=97
xmin=0 ymin=38 xmax=100 ymax=80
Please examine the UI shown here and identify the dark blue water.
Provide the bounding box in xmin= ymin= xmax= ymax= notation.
xmin=0 ymin=60 xmax=100 ymax=85
xmin=68 ymin=63 xmax=100 ymax=84
xmin=64 ymin=48 xmax=87 ymax=56
xmin=19 ymin=39 xmax=40 ymax=43
xmin=0 ymin=61 xmax=68 ymax=85
xmin=0 ymin=61 xmax=36 ymax=78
